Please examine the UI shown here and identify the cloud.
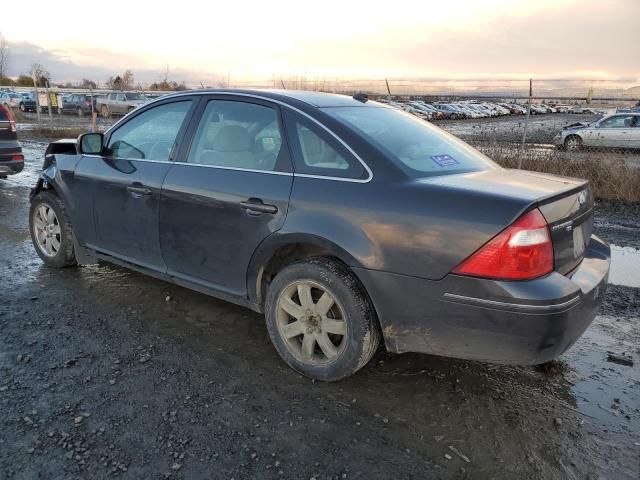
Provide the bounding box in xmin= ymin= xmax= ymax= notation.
xmin=4 ymin=41 xmax=225 ymax=86
xmin=2 ymin=0 xmax=637 ymax=88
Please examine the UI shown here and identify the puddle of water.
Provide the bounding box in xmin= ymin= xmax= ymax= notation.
xmin=566 ymin=318 xmax=640 ymax=434
xmin=609 ymin=245 xmax=640 ymax=288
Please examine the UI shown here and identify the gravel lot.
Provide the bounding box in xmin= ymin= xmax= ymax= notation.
xmin=0 ymin=137 xmax=638 ymax=479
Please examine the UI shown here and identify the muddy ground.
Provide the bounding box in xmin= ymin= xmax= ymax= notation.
xmin=0 ymin=141 xmax=639 ymax=480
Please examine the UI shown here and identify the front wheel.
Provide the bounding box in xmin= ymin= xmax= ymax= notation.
xmin=29 ymin=191 xmax=77 ymax=268
xmin=265 ymin=258 xmax=380 ymax=381
xmin=564 ymin=135 xmax=583 ymax=152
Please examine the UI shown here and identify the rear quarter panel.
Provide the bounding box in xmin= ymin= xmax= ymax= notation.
xmin=283 ymin=175 xmax=532 ymax=281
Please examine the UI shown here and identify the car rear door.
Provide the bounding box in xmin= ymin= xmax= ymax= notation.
xmin=594 ymin=115 xmax=635 ymax=148
xmin=160 ymin=95 xmax=293 ymax=297
xmin=75 ymin=97 xmax=196 ymax=270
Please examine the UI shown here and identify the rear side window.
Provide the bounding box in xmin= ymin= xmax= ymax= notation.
xmin=106 ymin=101 xmax=192 ymax=161
xmin=284 ymin=111 xmax=365 ymax=179
xmin=599 ymin=115 xmax=635 ymax=128
xmin=325 ymin=106 xmax=498 ymax=178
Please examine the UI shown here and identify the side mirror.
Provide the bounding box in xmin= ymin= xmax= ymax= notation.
xmin=79 ymin=133 xmax=104 ymax=155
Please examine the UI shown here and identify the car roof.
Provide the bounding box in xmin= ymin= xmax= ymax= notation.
xmin=162 ymin=89 xmax=375 ymax=109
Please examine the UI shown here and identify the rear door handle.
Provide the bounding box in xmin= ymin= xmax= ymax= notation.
xmin=240 ymin=199 xmax=278 ymax=215
xmin=126 ymin=184 xmax=152 ymax=196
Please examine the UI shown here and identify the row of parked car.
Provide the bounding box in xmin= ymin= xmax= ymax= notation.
xmin=0 ymin=88 xmax=157 ymax=117
xmin=0 ymin=91 xmax=37 ymax=112
xmin=375 ymin=98 xmax=604 ymax=121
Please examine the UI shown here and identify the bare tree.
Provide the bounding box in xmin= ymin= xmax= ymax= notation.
xmin=29 ymin=63 xmax=50 ymax=87
xmin=107 ymin=70 xmax=134 ymax=90
xmin=0 ymin=32 xmax=8 ymax=79
xmin=122 ymin=70 xmax=134 ymax=90
xmin=81 ymin=78 xmax=97 ymax=89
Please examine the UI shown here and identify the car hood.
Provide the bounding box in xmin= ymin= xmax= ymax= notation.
xmin=563 ymin=122 xmax=591 ymax=130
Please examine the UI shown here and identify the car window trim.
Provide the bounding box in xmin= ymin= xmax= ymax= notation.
xmin=137 ymin=91 xmax=373 ymax=183
xmin=102 ymin=97 xmax=197 ymax=163
xmin=177 ymin=96 xmax=293 ymax=174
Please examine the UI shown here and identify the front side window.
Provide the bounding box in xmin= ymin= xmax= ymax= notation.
xmin=325 ymin=106 xmax=498 ymax=178
xmin=187 ymin=100 xmax=284 ymax=172
xmin=599 ymin=115 xmax=635 ymax=128
xmin=106 ymin=100 xmax=192 ymax=161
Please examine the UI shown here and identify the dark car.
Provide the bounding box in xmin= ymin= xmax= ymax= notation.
xmin=19 ymin=92 xmax=37 ymax=112
xmin=60 ymin=94 xmax=96 ymax=116
xmin=28 ymin=90 xmax=610 ymax=381
xmin=0 ymin=104 xmax=24 ymax=177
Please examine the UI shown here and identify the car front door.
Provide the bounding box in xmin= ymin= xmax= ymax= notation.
xmin=632 ymin=116 xmax=640 ymax=148
xmin=160 ymin=96 xmax=293 ymax=297
xmin=74 ymin=98 xmax=195 ymax=270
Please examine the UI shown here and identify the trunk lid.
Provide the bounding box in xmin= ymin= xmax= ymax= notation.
xmin=538 ymin=185 xmax=593 ymax=275
xmin=423 ymin=168 xmax=592 ymax=276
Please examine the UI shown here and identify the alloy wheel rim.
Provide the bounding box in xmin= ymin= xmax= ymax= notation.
xmin=33 ymin=204 xmax=61 ymax=257
xmin=275 ymin=280 xmax=347 ymax=365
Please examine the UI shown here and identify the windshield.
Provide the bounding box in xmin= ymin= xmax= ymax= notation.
xmin=125 ymin=93 xmax=145 ymax=101
xmin=324 ymin=106 xmax=499 ymax=178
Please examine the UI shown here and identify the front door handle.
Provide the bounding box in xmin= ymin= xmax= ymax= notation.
xmin=126 ymin=185 xmax=152 ymax=196
xmin=240 ymin=198 xmax=278 ymax=215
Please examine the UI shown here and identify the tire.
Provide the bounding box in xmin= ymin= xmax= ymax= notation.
xmin=101 ymin=105 xmax=109 ymax=118
xmin=564 ymin=135 xmax=583 ymax=152
xmin=19 ymin=103 xmax=26 ymax=112
xmin=77 ymin=108 xmax=84 ymax=117
xmin=29 ymin=191 xmax=77 ymax=268
xmin=265 ymin=257 xmax=380 ymax=381
xmin=450 ymin=113 xmax=459 ymax=120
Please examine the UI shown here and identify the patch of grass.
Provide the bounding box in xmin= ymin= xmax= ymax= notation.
xmin=477 ymin=145 xmax=640 ymax=203
xmin=20 ymin=125 xmax=94 ymax=141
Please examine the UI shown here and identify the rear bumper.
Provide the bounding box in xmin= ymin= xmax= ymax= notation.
xmin=0 ymin=143 xmax=24 ymax=175
xmin=354 ymin=235 xmax=610 ymax=365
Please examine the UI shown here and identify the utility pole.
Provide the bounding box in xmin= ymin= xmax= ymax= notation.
xmin=519 ymin=78 xmax=533 ymax=165
xmin=32 ymin=74 xmax=41 ymax=123
xmin=385 ymin=79 xmax=392 ymax=99
xmin=45 ymin=80 xmax=53 ymax=122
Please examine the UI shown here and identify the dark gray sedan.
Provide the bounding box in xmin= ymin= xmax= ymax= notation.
xmin=28 ymin=90 xmax=610 ymax=381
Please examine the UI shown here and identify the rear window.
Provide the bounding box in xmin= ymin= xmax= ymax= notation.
xmin=324 ymin=106 xmax=498 ymax=177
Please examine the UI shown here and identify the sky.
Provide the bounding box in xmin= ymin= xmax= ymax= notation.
xmin=1 ymin=0 xmax=638 ymax=88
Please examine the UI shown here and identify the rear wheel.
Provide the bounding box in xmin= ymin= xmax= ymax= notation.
xmin=564 ymin=135 xmax=582 ymax=152
xmin=265 ymin=258 xmax=380 ymax=381
xmin=101 ymin=105 xmax=109 ymax=118
xmin=19 ymin=103 xmax=26 ymax=112
xmin=29 ymin=191 xmax=77 ymax=268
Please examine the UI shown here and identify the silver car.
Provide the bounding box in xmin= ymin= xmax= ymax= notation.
xmin=554 ymin=113 xmax=640 ymax=151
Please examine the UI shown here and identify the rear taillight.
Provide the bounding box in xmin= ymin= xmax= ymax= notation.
xmin=453 ymin=208 xmax=553 ymax=280
xmin=12 ymin=154 xmax=24 ymax=161
xmin=10 ymin=121 xmax=16 ymax=133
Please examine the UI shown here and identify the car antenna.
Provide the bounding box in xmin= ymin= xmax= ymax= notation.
xmin=353 ymin=92 xmax=368 ymax=103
